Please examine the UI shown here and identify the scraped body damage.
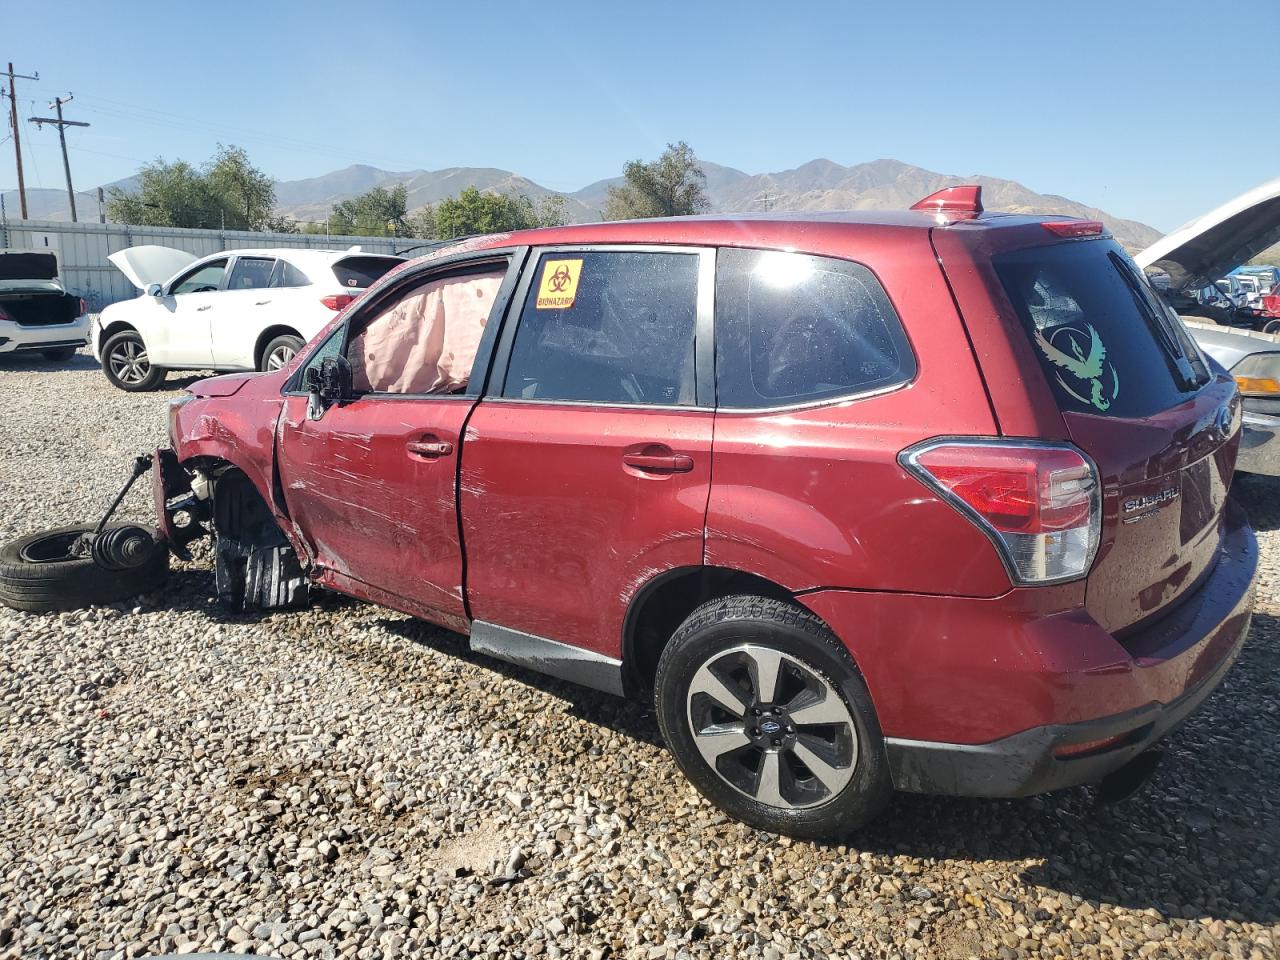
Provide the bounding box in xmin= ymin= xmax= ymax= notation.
xmin=167 ymin=374 xmax=314 ymax=610
xmin=274 ymin=393 xmax=473 ymax=628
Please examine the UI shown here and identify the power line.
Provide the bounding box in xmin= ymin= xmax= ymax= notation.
xmin=29 ymin=92 xmax=89 ymax=222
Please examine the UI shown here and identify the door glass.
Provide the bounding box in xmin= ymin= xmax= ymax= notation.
xmin=347 ymin=265 xmax=508 ymax=395
xmin=715 ymin=248 xmax=915 ymax=408
xmin=171 ymin=259 xmax=228 ymax=295
xmin=269 ymin=259 xmax=311 ymax=288
xmin=227 ymin=257 xmax=276 ymax=290
xmin=503 ymin=251 xmax=699 ymax=405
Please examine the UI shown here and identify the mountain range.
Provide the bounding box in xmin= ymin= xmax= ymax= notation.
xmin=2 ymin=158 xmax=1162 ymax=252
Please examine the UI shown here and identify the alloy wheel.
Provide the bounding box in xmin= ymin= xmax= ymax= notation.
xmin=108 ymin=339 xmax=150 ymax=385
xmin=685 ymin=643 xmax=858 ymax=810
xmin=266 ymin=344 xmax=296 ymax=371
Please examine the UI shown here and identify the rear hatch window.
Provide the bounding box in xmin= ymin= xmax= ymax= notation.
xmin=994 ymin=240 xmax=1209 ymax=417
xmin=993 ymin=238 xmax=1236 ymax=635
xmin=332 ymin=255 xmax=404 ymax=290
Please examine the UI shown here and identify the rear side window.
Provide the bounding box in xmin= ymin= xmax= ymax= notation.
xmin=994 ymin=240 xmax=1203 ymax=418
xmin=332 ymin=255 xmax=404 ymax=290
xmin=715 ymin=249 xmax=916 ymax=408
xmin=502 ymin=250 xmax=699 ymax=406
xmin=270 ymin=259 xmax=311 ymax=288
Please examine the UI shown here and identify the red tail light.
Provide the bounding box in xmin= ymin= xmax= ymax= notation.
xmin=321 ymin=293 xmax=359 ymax=312
xmin=78 ymin=298 xmax=87 ymax=317
xmin=900 ymin=440 xmax=1100 ymax=584
xmin=1042 ymin=220 xmax=1104 ymax=238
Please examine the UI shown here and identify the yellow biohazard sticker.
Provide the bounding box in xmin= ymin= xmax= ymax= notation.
xmin=536 ymin=259 xmax=583 ymax=310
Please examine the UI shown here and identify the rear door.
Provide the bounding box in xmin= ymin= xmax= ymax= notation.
xmin=210 ymin=255 xmax=278 ymax=368
xmin=986 ymin=237 xmax=1239 ymax=633
xmin=460 ymin=246 xmax=714 ymax=660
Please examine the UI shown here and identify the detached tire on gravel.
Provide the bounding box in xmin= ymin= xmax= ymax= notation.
xmin=0 ymin=523 xmax=169 ymax=612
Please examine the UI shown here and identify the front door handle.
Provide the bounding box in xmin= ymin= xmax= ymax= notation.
xmin=196 ymin=305 xmax=212 ymax=312
xmin=406 ymin=439 xmax=454 ymax=458
xmin=254 ymin=299 xmax=271 ymax=306
xmin=622 ymin=452 xmax=694 ymax=473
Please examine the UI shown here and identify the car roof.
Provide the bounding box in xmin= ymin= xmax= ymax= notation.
xmin=405 ymin=208 xmax=1076 ymax=271
xmin=211 ymin=248 xmax=402 ymax=262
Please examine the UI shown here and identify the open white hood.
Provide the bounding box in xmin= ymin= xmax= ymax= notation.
xmin=107 ymin=245 xmax=198 ymax=291
xmin=1136 ymin=177 xmax=1280 ymax=291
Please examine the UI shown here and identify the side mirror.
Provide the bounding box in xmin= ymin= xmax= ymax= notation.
xmin=319 ymin=356 xmax=352 ymax=401
xmin=305 ymin=356 xmax=352 ymax=420
xmin=145 ymin=283 xmax=163 ymax=298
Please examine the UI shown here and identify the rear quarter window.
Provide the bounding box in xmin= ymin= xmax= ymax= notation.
xmin=715 ymin=248 xmax=916 ymax=408
xmin=994 ymin=240 xmax=1200 ymax=419
xmin=332 ymin=256 xmax=404 ymax=290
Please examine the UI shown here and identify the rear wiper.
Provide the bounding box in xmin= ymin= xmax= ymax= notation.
xmin=1110 ymin=254 xmax=1202 ymax=389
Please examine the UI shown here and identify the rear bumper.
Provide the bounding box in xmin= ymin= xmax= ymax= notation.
xmin=0 ymin=316 xmax=90 ymax=353
xmin=1236 ymin=410 xmax=1280 ymax=476
xmin=884 ymin=615 xmax=1247 ymax=796
xmin=801 ymin=504 xmax=1257 ymax=798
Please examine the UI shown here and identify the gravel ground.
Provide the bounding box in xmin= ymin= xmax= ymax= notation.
xmin=0 ymin=350 xmax=1277 ymax=960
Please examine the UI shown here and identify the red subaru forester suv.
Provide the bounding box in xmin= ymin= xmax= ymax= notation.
xmin=157 ymin=186 xmax=1256 ymax=838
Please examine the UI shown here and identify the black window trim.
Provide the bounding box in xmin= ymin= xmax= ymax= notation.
xmin=484 ymin=243 xmax=716 ymax=411
xmin=282 ymin=245 xmax=530 ymax=400
xmin=710 ymin=245 xmax=920 ymax=415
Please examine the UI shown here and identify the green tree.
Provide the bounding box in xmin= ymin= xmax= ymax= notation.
xmin=433 ymin=187 xmax=567 ymax=238
xmin=602 ymin=141 xmax=709 ymax=221
xmin=405 ymin=203 xmax=438 ymax=240
xmin=205 ymin=144 xmax=277 ymax=230
xmin=329 ymin=184 xmax=410 ymax=237
xmin=106 ymin=145 xmax=283 ymax=230
xmin=106 ymin=159 xmax=219 ymax=228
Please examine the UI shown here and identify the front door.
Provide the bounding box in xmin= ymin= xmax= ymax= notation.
xmin=461 ymin=247 xmax=715 ymax=659
xmin=276 ymin=254 xmax=517 ymax=627
xmin=151 ymin=257 xmax=228 ymax=366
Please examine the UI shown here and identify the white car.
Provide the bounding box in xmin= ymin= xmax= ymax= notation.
xmin=93 ymin=245 xmax=403 ymax=390
xmin=0 ymin=249 xmax=91 ymax=361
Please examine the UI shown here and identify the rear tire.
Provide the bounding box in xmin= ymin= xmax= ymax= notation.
xmin=0 ymin=523 xmax=169 ymax=612
xmin=260 ymin=334 xmax=305 ymax=372
xmin=101 ymin=330 xmax=166 ymax=391
xmin=655 ymin=594 xmax=891 ymax=839
xmin=41 ymin=346 xmax=76 ymax=362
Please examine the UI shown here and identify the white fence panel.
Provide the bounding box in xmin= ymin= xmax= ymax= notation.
xmin=0 ymin=219 xmax=425 ymax=310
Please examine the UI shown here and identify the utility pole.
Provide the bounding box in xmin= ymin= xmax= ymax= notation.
xmin=30 ymin=93 xmax=88 ymax=222
xmin=3 ymin=63 xmax=38 ymax=219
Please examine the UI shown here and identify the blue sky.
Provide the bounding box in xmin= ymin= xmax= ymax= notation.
xmin=3 ymin=0 xmax=1275 ymax=231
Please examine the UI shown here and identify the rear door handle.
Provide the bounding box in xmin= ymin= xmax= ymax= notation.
xmin=406 ymin=439 xmax=454 ymax=458
xmin=622 ymin=452 xmax=694 ymax=473
xmin=254 ymin=300 xmax=271 ymax=306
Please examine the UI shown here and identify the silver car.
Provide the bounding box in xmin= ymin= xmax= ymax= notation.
xmin=1137 ymin=176 xmax=1280 ymax=475
xmin=1182 ymin=321 xmax=1280 ymax=475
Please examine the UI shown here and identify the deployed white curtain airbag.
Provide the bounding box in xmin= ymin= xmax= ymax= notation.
xmin=351 ymin=269 xmax=505 ymax=394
